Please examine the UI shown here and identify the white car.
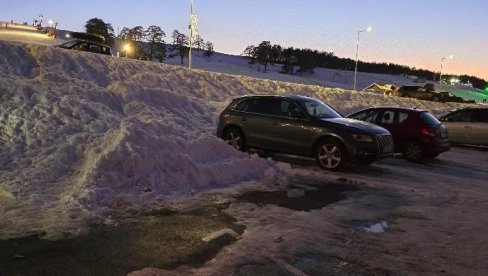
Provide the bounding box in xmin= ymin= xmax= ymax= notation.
xmin=439 ymin=107 xmax=488 ymax=146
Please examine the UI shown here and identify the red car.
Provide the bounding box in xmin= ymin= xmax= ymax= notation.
xmin=348 ymin=107 xmax=450 ymax=162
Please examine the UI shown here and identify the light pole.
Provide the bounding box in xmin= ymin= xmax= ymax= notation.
xmin=188 ymin=0 xmax=199 ymax=69
xmin=353 ymin=26 xmax=373 ymax=91
xmin=439 ymin=54 xmax=454 ymax=88
xmin=124 ymin=44 xmax=131 ymax=58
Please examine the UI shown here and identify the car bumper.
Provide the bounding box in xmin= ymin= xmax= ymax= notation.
xmin=349 ymin=140 xmax=394 ymax=163
xmin=425 ymin=139 xmax=451 ymax=155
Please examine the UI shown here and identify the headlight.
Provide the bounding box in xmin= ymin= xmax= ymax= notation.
xmin=352 ymin=134 xmax=374 ymax=142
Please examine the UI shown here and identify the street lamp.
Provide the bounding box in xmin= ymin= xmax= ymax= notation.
xmin=188 ymin=0 xmax=199 ymax=69
xmin=123 ymin=44 xmax=131 ymax=58
xmin=439 ymin=54 xmax=454 ymax=87
xmin=353 ymin=26 xmax=373 ymax=91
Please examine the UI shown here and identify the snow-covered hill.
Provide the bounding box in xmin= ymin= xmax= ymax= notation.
xmin=0 ymin=39 xmax=474 ymax=239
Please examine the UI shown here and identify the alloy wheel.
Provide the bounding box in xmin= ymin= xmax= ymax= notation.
xmin=318 ymin=144 xmax=342 ymax=169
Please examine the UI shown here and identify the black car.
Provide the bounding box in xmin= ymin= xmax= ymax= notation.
xmin=217 ymin=95 xmax=393 ymax=171
xmin=57 ymin=33 xmax=112 ymax=56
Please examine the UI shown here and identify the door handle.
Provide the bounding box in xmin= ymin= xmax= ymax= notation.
xmin=463 ymin=125 xmax=471 ymax=129
xmin=240 ymin=117 xmax=247 ymax=122
xmin=272 ymin=121 xmax=278 ymax=126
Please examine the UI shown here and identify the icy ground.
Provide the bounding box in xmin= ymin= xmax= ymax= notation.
xmin=0 ymin=38 xmax=475 ymax=240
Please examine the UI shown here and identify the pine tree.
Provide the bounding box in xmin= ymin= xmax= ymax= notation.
xmin=145 ymin=25 xmax=166 ymax=61
xmin=203 ymin=41 xmax=214 ymax=58
xmin=85 ymin=18 xmax=115 ymax=45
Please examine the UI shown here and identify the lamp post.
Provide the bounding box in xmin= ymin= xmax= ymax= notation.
xmin=439 ymin=54 xmax=454 ymax=87
xmin=188 ymin=0 xmax=198 ymax=69
xmin=353 ymin=26 xmax=373 ymax=91
xmin=124 ymin=44 xmax=131 ymax=58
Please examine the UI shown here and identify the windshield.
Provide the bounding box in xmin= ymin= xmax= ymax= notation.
xmin=296 ymin=98 xmax=342 ymax=119
xmin=57 ymin=40 xmax=78 ymax=49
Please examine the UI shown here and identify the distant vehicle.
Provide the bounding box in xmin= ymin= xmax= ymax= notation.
xmin=217 ymin=95 xmax=393 ymax=171
xmin=391 ymin=85 xmax=443 ymax=102
xmin=56 ymin=32 xmax=112 ymax=56
xmin=437 ymin=92 xmax=476 ymax=104
xmin=438 ymin=107 xmax=488 ymax=146
xmin=348 ymin=107 xmax=450 ymax=162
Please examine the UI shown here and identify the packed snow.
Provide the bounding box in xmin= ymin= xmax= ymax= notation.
xmin=0 ymin=38 xmax=475 ymax=239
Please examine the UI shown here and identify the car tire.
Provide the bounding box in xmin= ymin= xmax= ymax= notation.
xmin=402 ymin=141 xmax=424 ymax=162
xmin=315 ymin=138 xmax=348 ymax=171
xmin=402 ymin=94 xmax=411 ymax=98
xmin=223 ymin=128 xmax=246 ymax=152
xmin=431 ymin=96 xmax=440 ymax=102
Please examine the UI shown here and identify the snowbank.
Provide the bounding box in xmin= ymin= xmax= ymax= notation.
xmin=0 ymin=40 xmax=469 ymax=238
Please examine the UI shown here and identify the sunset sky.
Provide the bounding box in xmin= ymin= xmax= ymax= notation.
xmin=2 ymin=0 xmax=487 ymax=79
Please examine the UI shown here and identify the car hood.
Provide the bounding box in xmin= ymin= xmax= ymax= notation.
xmin=319 ymin=117 xmax=390 ymax=136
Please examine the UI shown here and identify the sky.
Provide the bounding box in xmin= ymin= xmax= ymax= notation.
xmin=1 ymin=0 xmax=487 ymax=80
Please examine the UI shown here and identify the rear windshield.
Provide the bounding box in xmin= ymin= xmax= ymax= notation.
xmin=421 ymin=112 xmax=441 ymax=126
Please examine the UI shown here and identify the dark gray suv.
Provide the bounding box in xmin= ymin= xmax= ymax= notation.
xmin=217 ymin=95 xmax=393 ymax=171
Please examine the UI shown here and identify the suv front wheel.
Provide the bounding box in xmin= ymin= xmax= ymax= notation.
xmin=315 ymin=138 xmax=347 ymax=171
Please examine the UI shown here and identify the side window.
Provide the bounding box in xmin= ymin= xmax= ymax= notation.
xmin=380 ymin=111 xmax=396 ymax=124
xmin=247 ymin=98 xmax=277 ymax=116
xmin=458 ymin=110 xmax=474 ymax=122
xmin=233 ymin=99 xmax=250 ymax=112
xmin=473 ymin=110 xmax=488 ymax=122
xmin=351 ymin=110 xmax=379 ymax=123
xmin=279 ymin=100 xmax=305 ymax=118
xmin=102 ymin=46 xmax=111 ymax=55
xmin=74 ymin=42 xmax=89 ymax=51
xmin=398 ymin=112 xmax=409 ymax=123
xmin=89 ymin=44 xmax=102 ymax=53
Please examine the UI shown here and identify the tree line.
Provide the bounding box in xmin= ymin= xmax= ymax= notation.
xmin=84 ymin=18 xmax=214 ymax=63
xmin=244 ymin=41 xmax=487 ymax=90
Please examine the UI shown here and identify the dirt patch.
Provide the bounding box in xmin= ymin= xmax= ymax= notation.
xmin=235 ymin=183 xmax=359 ymax=211
xmin=0 ymin=207 xmax=244 ymax=276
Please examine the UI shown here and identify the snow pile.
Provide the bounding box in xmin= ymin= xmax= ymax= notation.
xmin=0 ymin=41 xmax=278 ymax=238
xmin=0 ymin=40 xmax=469 ymax=238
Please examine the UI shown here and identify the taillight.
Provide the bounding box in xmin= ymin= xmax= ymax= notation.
xmin=421 ymin=127 xmax=436 ymax=137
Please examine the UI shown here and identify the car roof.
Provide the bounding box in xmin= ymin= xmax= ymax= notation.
xmin=234 ymin=95 xmax=316 ymax=101
xmin=447 ymin=106 xmax=488 ymax=112
xmin=352 ymin=107 xmax=427 ymax=114
xmin=67 ymin=38 xmax=110 ymax=47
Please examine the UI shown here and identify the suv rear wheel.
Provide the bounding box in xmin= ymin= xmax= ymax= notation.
xmin=403 ymin=141 xmax=424 ymax=162
xmin=223 ymin=128 xmax=246 ymax=151
xmin=315 ymin=138 xmax=347 ymax=171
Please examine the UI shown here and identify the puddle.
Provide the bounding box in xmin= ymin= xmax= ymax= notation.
xmin=0 ymin=207 xmax=244 ymax=276
xmin=359 ymin=220 xmax=389 ymax=233
xmin=344 ymin=219 xmax=390 ymax=233
xmin=236 ymin=183 xmax=359 ymax=211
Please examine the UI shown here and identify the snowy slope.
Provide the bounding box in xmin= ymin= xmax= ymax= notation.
xmin=0 ymin=40 xmax=473 ymax=238
xmin=166 ymin=52 xmax=488 ymax=103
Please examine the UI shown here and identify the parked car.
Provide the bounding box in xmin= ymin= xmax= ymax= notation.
xmin=391 ymin=85 xmax=443 ymax=102
xmin=348 ymin=107 xmax=450 ymax=162
xmin=217 ymin=95 xmax=393 ymax=171
xmin=437 ymin=92 xmax=476 ymax=104
xmin=56 ymin=32 xmax=112 ymax=56
xmin=438 ymin=107 xmax=488 ymax=146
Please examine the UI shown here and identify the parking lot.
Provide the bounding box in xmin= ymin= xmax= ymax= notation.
xmin=3 ymin=146 xmax=486 ymax=275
